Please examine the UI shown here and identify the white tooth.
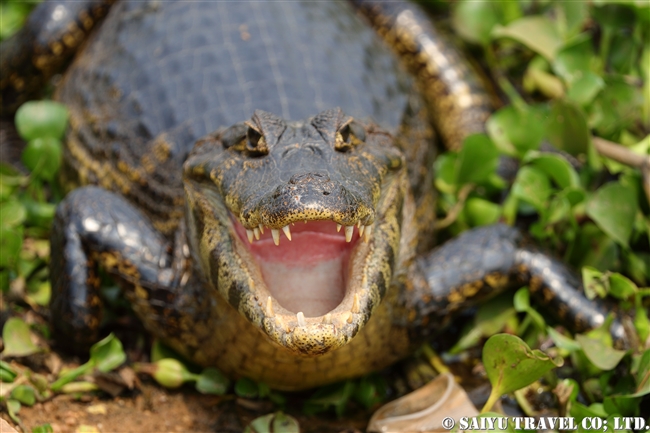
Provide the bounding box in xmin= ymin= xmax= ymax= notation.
xmin=357 ymin=221 xmax=361 ymax=229
xmin=351 ymin=293 xmax=360 ymax=314
xmin=364 ymin=225 xmax=372 ymax=242
xmin=253 ymin=227 xmax=260 ymax=240
xmin=297 ymin=312 xmax=306 ymax=327
xmin=246 ymin=229 xmax=254 ymax=243
xmin=276 ymin=316 xmax=289 ymax=332
xmin=345 ymin=226 xmax=354 ymax=242
xmin=272 ymin=229 xmax=280 ymax=245
xmin=336 ymin=224 xmax=342 ymax=232
xmin=258 ymin=225 xmax=264 ymax=234
xmin=339 ymin=311 xmax=352 ymax=325
xmin=323 ymin=313 xmax=332 ymax=325
xmin=359 ymin=225 xmax=365 ymax=237
xmin=282 ymin=225 xmax=292 ymax=241
xmin=304 ymin=220 xmax=307 ymax=224
xmin=266 ymin=296 xmax=274 ymax=316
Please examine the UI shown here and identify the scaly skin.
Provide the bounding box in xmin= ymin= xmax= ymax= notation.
xmin=2 ymin=0 xmax=627 ymax=391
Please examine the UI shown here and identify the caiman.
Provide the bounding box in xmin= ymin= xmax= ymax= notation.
xmin=1 ymin=0 xmax=626 ymax=391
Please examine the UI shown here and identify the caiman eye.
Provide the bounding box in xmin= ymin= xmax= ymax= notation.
xmin=335 ymin=121 xmax=365 ymax=152
xmin=220 ymin=123 xmax=269 ymax=156
xmin=246 ymin=126 xmax=269 ymax=156
xmin=221 ymin=124 xmax=247 ymax=149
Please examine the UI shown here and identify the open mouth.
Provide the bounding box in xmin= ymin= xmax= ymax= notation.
xmin=232 ymin=217 xmax=372 ymax=318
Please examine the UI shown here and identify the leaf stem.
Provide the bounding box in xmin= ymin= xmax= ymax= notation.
xmin=481 ymin=387 xmax=501 ymax=413
xmin=434 ymin=183 xmax=475 ymax=230
xmin=592 ymin=136 xmax=650 ymax=205
xmin=485 ymin=45 xmax=527 ymax=111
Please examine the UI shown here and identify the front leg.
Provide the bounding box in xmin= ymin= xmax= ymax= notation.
xmin=0 ymin=0 xmax=114 ymax=114
xmin=404 ymin=224 xmax=626 ymax=344
xmin=50 ymin=186 xmax=194 ymax=351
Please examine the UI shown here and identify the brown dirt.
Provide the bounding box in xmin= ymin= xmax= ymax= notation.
xmin=4 ymin=381 xmax=368 ymax=432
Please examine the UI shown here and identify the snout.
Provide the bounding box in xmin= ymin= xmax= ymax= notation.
xmin=249 ymin=172 xmax=374 ymax=228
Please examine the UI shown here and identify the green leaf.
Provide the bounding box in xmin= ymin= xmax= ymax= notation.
xmin=513 ymin=287 xmax=530 ymax=312
xmin=547 ymin=327 xmax=581 ymax=352
xmin=608 ymin=273 xmax=637 ymax=300
xmin=451 ymin=0 xmax=502 ymax=45
xmin=10 ymin=384 xmax=36 ymax=406
xmin=0 ymin=3 xmax=30 ymax=40
xmin=195 ymin=368 xmax=230 ymax=395
xmin=568 ymin=223 xmax=618 ymax=271
xmin=624 ymin=251 xmax=649 ymax=286
xmin=545 ymin=195 xmax=571 ymax=225
xmin=7 ymin=399 xmax=21 ymax=424
xmin=631 ymin=349 xmax=650 ymax=397
xmin=31 ymin=424 xmax=54 ymax=433
xmin=553 ymin=34 xmax=595 ymax=82
xmin=464 ymin=198 xmax=501 ymax=227
xmin=511 ymin=166 xmax=552 ymax=212
xmin=557 ymin=187 xmax=587 ymax=207
xmin=353 ymin=374 xmax=387 ymax=409
xmin=513 ymin=288 xmax=545 ymax=332
xmin=0 ymin=360 xmax=18 ymax=382
xmin=486 ymin=105 xmax=546 ymax=156
xmin=152 ymin=358 xmax=193 ymax=389
xmin=269 ymin=413 xmax=299 ymax=433
xmin=523 ymin=64 xmax=565 ymax=99
xmin=434 ymin=153 xmax=458 ymax=194
xmin=2 ymin=317 xmax=40 ymax=357
xmin=303 ymin=381 xmax=355 ymax=418
xmin=566 ymin=72 xmax=605 ymax=106
xmin=589 ymin=77 xmax=641 ymax=138
xmin=635 ymin=297 xmax=650 ymax=343
xmin=0 ymin=200 xmax=27 ymax=228
xmin=556 ymin=1 xmax=589 ymax=39
xmin=582 ymin=266 xmax=607 ymax=300
xmin=235 ymin=377 xmax=259 ymax=398
xmin=90 ymin=333 xmax=126 ymax=373
xmin=523 ymin=151 xmax=580 ymax=189
xmin=450 ymin=294 xmax=516 ymax=354
xmin=23 ymin=199 xmax=56 ymax=228
xmin=575 ymin=334 xmax=627 ymax=370
xmin=492 ymin=16 xmax=563 ymax=61
xmin=15 ymin=101 xmax=69 ymax=141
xmin=150 ymin=339 xmax=183 ymax=363
xmin=592 ymin=3 xmax=637 ymax=30
xmin=482 ymin=334 xmax=561 ymax=412
xmin=51 ymin=333 xmax=126 ymax=391
xmin=0 ymin=167 xmax=26 ymax=200
xmin=455 ymin=134 xmax=499 ymax=185
xmin=26 ymin=281 xmax=51 ymax=307
xmin=546 ymin=99 xmax=591 ymax=155
xmin=245 ymin=412 xmax=300 ymax=433
xmin=21 ymin=137 xmax=63 ymax=181
xmin=586 ymin=182 xmax=638 ymax=246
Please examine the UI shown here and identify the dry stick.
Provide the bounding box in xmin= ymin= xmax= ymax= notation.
xmin=592 ymin=136 xmax=650 ymax=205
xmin=434 ymin=183 xmax=474 ymax=230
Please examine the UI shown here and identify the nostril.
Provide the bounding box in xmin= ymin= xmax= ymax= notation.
xmin=322 ymin=191 xmax=330 ymax=196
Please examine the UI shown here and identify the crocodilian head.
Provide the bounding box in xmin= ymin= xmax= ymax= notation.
xmin=183 ymin=108 xmax=408 ymax=356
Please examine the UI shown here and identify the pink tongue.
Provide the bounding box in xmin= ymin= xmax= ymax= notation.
xmin=259 ymin=253 xmax=346 ymax=317
xmin=234 ymin=221 xmax=356 ymax=316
